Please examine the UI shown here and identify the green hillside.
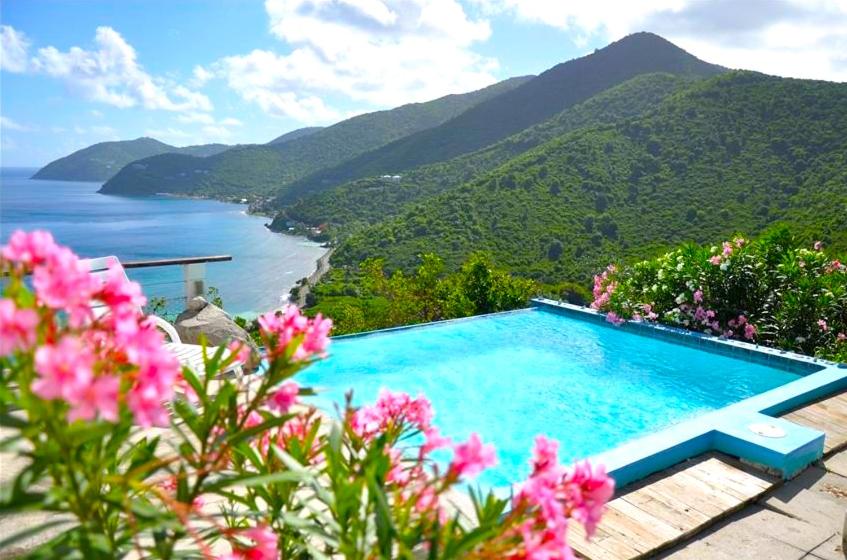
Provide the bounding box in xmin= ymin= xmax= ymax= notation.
xmin=276 ymin=73 xmax=697 ymax=231
xmin=276 ymin=32 xmax=724 ymax=204
xmin=99 ymin=76 xmax=532 ymax=197
xmin=31 ymin=137 xmax=232 ymax=182
xmin=267 ymin=127 xmax=323 ymax=145
xmin=333 ymin=72 xmax=847 ymax=285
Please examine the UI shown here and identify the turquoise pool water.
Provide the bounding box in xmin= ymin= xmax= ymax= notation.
xmin=299 ymin=308 xmax=802 ymax=488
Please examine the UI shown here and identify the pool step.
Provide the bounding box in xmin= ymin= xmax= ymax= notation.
xmin=569 ymin=453 xmax=776 ymax=560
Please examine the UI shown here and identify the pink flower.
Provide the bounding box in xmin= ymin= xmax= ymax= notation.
xmin=421 ymin=427 xmax=451 ymax=455
xmin=268 ymin=381 xmax=299 ymax=413
xmin=693 ymin=289 xmax=703 ymax=303
xmin=98 ymin=263 xmax=146 ymax=310
xmin=239 ymin=525 xmax=279 ymax=560
xmin=32 ymin=336 xmax=94 ymax=402
xmin=563 ymin=461 xmax=615 ymax=538
xmin=258 ymin=305 xmax=308 ymax=348
xmin=32 ymin=245 xmax=98 ymax=325
xmin=605 ymin=311 xmax=624 ymax=326
xmin=744 ymin=323 xmax=757 ymax=340
xmin=350 ymin=390 xmax=434 ymax=440
xmin=814 ymin=241 xmax=823 ymax=251
xmin=126 ymin=384 xmax=171 ymax=428
xmin=709 ymin=255 xmax=722 ymax=266
xmin=818 ymin=319 xmax=828 ymax=332
xmin=414 ymin=485 xmax=439 ymax=514
xmin=293 ymin=313 xmax=332 ymax=360
xmin=67 ymin=375 xmax=120 ymax=423
xmin=693 ymin=306 xmax=707 ymax=323
xmin=837 ymin=333 xmax=846 ymax=343
xmin=1 ymin=230 xmax=57 ymax=267
xmin=530 ymin=435 xmax=561 ymax=477
xmin=0 ymin=299 xmax=38 ymax=355
xmin=449 ymin=433 xmax=496 ymax=479
xmin=722 ymin=241 xmax=734 ymax=256
xmin=227 ymin=341 xmax=251 ymax=366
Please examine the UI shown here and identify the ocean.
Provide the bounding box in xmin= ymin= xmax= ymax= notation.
xmin=0 ymin=167 xmax=326 ymax=317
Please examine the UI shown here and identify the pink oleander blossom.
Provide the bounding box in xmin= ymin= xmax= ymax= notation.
xmin=605 ymin=311 xmax=624 ymax=326
xmin=814 ymin=241 xmax=823 ymax=251
xmin=258 ymin=305 xmax=308 ymax=348
xmin=227 ymin=341 xmax=251 ymax=366
xmin=744 ymin=323 xmax=757 ymax=340
xmin=722 ymin=241 xmax=734 ymax=257
xmin=32 ymin=245 xmax=98 ymax=324
xmin=293 ymin=313 xmax=332 ymax=360
xmin=709 ymin=255 xmax=722 ymax=266
xmin=563 ymin=461 xmax=615 ymax=537
xmin=228 ymin=525 xmax=278 ymax=560
xmin=421 ymin=426 xmax=451 ymax=455
xmin=268 ymin=380 xmax=299 ymax=413
xmin=350 ymin=389 xmax=434 ymax=440
xmin=837 ymin=333 xmax=846 ymax=343
xmin=67 ymin=375 xmax=120 ymax=423
xmin=32 ymin=336 xmax=94 ymax=402
xmin=693 ymin=289 xmax=703 ymax=303
xmin=0 ymin=299 xmax=38 ymax=355
xmin=1 ymin=230 xmax=57 ymax=267
xmin=449 ymin=433 xmax=496 ymax=479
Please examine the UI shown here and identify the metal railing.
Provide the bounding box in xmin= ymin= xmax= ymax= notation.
xmin=123 ymin=255 xmax=232 ymax=303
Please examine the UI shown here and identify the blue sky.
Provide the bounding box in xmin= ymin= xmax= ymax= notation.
xmin=2 ymin=0 xmax=845 ymax=166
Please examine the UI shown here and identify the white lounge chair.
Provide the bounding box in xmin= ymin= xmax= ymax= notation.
xmin=82 ymin=256 xmax=242 ymax=379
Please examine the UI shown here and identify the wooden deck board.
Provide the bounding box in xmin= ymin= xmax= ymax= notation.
xmin=782 ymin=392 xmax=847 ymax=453
xmin=570 ymin=454 xmax=775 ymax=560
xmin=571 ymin=391 xmax=847 ymax=560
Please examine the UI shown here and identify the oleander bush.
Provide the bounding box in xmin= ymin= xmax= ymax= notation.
xmin=590 ymin=227 xmax=847 ymax=362
xmin=0 ymin=230 xmax=612 ymax=559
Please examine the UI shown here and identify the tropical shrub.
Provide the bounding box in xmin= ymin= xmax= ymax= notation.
xmin=0 ymin=230 xmax=613 ymax=559
xmin=308 ymin=252 xmax=537 ymax=335
xmin=590 ymin=227 xmax=847 ymax=361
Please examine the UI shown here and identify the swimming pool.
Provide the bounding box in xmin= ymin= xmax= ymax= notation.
xmin=298 ymin=304 xmax=826 ymax=488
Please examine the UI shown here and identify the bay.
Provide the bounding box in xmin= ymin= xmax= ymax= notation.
xmin=0 ymin=167 xmax=326 ymax=317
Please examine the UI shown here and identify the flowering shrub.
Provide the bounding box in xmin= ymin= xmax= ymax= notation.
xmin=1 ymin=230 xmax=613 ymax=559
xmin=590 ymin=227 xmax=847 ymax=362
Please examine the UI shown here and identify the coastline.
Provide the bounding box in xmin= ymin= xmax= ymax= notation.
xmin=293 ymin=248 xmax=335 ymax=307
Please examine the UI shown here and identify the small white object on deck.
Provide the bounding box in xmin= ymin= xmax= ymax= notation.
xmin=748 ymin=422 xmax=787 ymax=438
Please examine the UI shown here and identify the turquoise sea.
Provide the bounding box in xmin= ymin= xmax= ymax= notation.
xmin=0 ymin=167 xmax=326 ymax=316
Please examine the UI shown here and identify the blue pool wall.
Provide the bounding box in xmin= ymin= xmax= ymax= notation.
xmin=532 ymin=298 xmax=846 ymax=487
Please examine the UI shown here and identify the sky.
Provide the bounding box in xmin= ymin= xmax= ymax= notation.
xmin=1 ymin=0 xmax=846 ymax=167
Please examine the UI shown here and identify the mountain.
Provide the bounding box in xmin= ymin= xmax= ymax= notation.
xmin=31 ymin=137 xmax=232 ymax=182
xmin=275 ymin=73 xmax=698 ymax=231
xmin=332 ymin=72 xmax=847 ymax=284
xmin=275 ymin=32 xmax=725 ymax=205
xmin=99 ymin=76 xmax=533 ymax=198
xmin=268 ymin=127 xmax=324 ymax=145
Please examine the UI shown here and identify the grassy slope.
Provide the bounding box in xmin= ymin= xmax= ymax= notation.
xmin=333 ymin=72 xmax=847 ymax=284
xmin=275 ymin=32 xmax=724 ymax=204
xmin=277 ymin=73 xmax=697 ymax=230
xmin=99 ymin=76 xmax=533 ymax=197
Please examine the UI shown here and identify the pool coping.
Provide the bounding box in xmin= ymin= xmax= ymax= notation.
xmin=531 ymin=298 xmax=847 ymax=488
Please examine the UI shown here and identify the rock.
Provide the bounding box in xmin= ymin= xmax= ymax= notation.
xmin=175 ymin=297 xmax=260 ymax=370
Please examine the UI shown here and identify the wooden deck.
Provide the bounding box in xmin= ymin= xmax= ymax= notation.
xmin=569 ymin=454 xmax=776 ymax=559
xmin=570 ymin=390 xmax=847 ymax=560
xmin=782 ymin=392 xmax=847 ymax=454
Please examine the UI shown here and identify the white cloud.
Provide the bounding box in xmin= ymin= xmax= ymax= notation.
xmin=472 ymin=0 xmax=847 ymax=82
xmin=0 ymin=116 xmax=32 ymax=131
xmin=210 ymin=0 xmax=498 ymax=122
xmin=178 ymin=112 xmax=216 ymax=124
xmin=144 ymin=127 xmax=194 ymax=144
xmin=0 ymin=25 xmax=30 ymax=72
xmin=219 ymin=117 xmax=243 ymax=127
xmin=191 ymin=65 xmax=214 ymax=87
xmin=3 ymin=25 xmax=214 ymax=112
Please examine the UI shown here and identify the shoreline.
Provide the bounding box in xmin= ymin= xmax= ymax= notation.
xmin=293 ymin=248 xmax=335 ymax=307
